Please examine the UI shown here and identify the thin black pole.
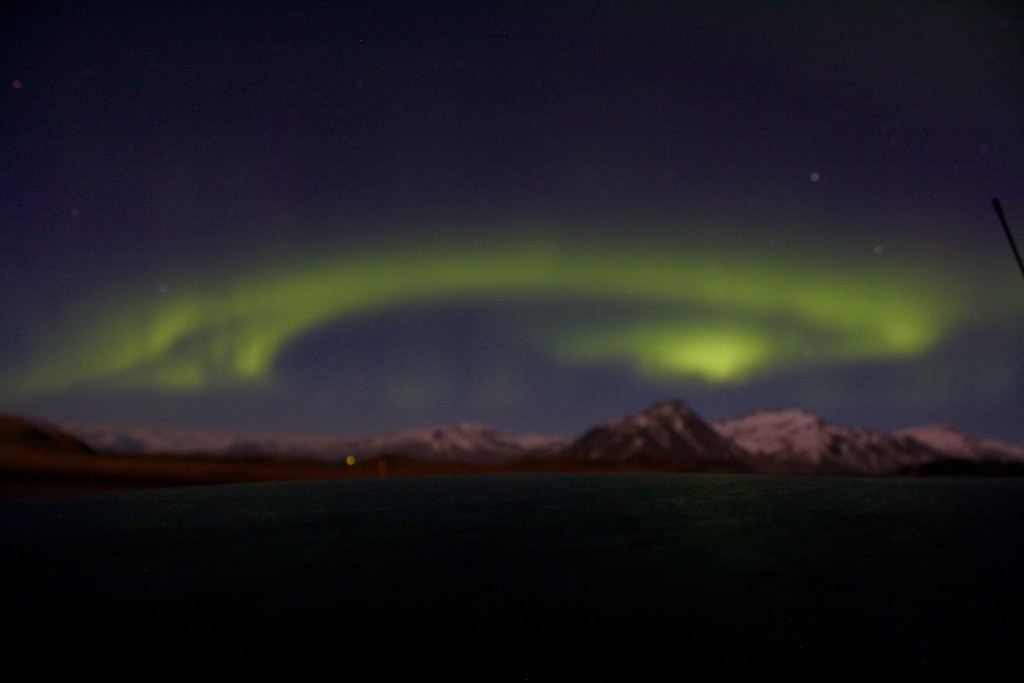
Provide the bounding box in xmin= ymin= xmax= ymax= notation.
xmin=993 ymin=198 xmax=1024 ymax=282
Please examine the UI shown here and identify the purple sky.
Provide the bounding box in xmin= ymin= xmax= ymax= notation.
xmin=2 ymin=2 xmax=1022 ymax=442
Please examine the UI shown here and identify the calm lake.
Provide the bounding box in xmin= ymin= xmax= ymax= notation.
xmin=2 ymin=473 xmax=1022 ymax=679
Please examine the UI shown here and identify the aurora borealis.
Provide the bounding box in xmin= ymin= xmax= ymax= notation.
xmin=3 ymin=230 xmax=988 ymax=392
xmin=2 ymin=3 xmax=1022 ymax=441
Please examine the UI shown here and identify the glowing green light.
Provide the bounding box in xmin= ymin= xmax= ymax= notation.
xmin=558 ymin=322 xmax=776 ymax=382
xmin=2 ymin=225 xmax=996 ymax=397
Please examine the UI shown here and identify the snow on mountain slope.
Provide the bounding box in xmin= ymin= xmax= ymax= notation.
xmin=360 ymin=423 xmax=565 ymax=464
xmin=50 ymin=403 xmax=1024 ymax=474
xmin=59 ymin=421 xmax=359 ymax=457
xmin=58 ymin=420 xmax=566 ymax=464
xmin=712 ymin=409 xmax=943 ymax=474
xmin=559 ymin=400 xmax=748 ymax=469
xmin=896 ymin=424 xmax=1024 ymax=463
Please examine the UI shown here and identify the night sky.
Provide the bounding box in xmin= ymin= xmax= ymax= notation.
xmin=2 ymin=2 xmax=1022 ymax=442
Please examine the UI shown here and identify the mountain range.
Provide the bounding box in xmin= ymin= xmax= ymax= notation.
xmin=48 ymin=400 xmax=1024 ymax=476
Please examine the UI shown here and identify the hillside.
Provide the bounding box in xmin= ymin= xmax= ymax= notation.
xmin=4 ymin=400 xmax=1024 ymax=498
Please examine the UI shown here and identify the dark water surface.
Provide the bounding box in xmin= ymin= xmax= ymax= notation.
xmin=3 ymin=473 xmax=1022 ymax=679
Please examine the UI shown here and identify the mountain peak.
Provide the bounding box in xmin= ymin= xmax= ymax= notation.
xmin=38 ymin=400 xmax=1024 ymax=476
xmin=642 ymin=398 xmax=694 ymax=414
xmin=559 ymin=400 xmax=747 ymax=468
xmin=713 ymin=407 xmax=942 ymax=474
xmin=601 ymin=399 xmax=705 ymax=432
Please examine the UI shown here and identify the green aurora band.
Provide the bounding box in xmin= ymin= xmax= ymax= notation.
xmin=4 ymin=230 xmax=1004 ymax=398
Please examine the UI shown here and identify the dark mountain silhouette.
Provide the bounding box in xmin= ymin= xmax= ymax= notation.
xmin=557 ymin=400 xmax=750 ymax=471
xmin=4 ymin=399 xmax=1024 ymax=499
xmin=0 ymin=414 xmax=95 ymax=454
xmin=54 ymin=402 xmax=1024 ymax=476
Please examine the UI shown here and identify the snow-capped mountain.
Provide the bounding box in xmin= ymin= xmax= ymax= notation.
xmin=56 ymin=421 xmax=358 ymax=457
xmin=564 ymin=402 xmax=1024 ymax=475
xmin=558 ymin=400 xmax=749 ymax=470
xmin=895 ymin=424 xmax=1024 ymax=464
xmin=355 ymin=424 xmax=565 ymax=464
xmin=58 ymin=420 xmax=566 ymax=464
xmin=714 ymin=409 xmax=958 ymax=474
xmin=47 ymin=401 xmax=1024 ymax=475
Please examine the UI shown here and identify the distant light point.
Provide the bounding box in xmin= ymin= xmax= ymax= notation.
xmin=12 ymin=79 xmax=22 ymax=90
xmin=873 ymin=245 xmax=884 ymax=255
xmin=345 ymin=455 xmax=356 ymax=466
xmin=810 ymin=172 xmax=820 ymax=183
